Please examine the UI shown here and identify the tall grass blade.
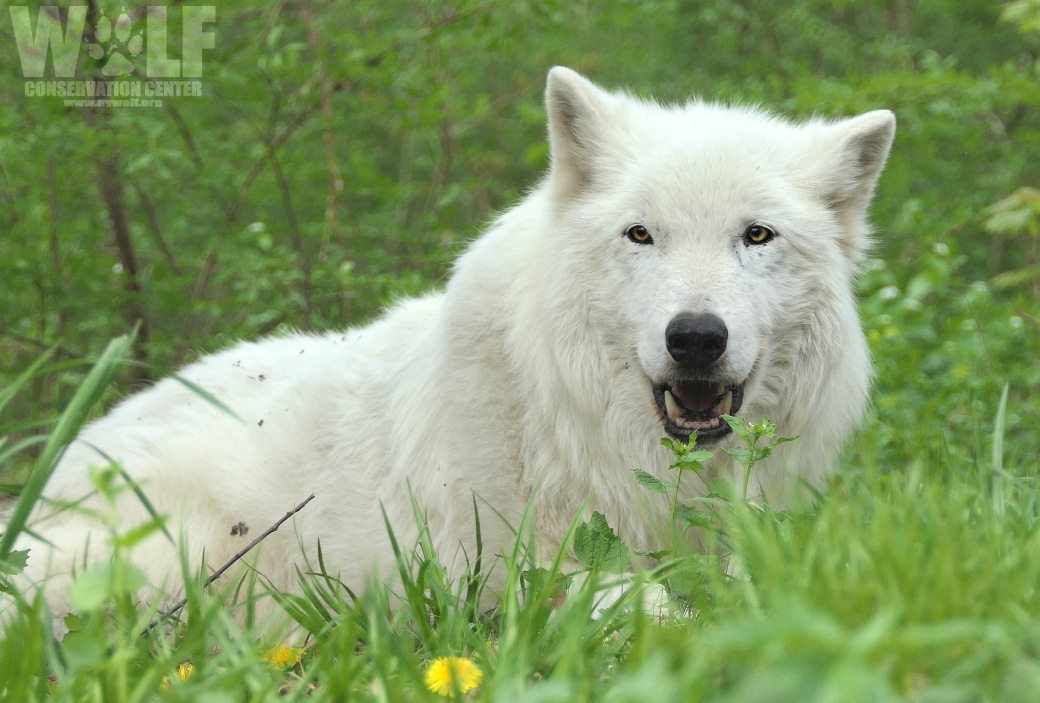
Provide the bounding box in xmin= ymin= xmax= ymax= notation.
xmin=0 ymin=347 xmax=56 ymax=418
xmin=991 ymin=383 xmax=1009 ymax=517
xmin=0 ymin=333 xmax=134 ymax=558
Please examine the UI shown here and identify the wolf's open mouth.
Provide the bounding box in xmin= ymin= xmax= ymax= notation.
xmin=652 ymin=380 xmax=744 ymax=441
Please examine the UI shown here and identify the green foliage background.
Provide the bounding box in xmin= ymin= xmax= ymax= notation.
xmin=3 ymin=3 xmax=1040 ymax=700
xmin=1 ymin=0 xmax=1039 ymax=477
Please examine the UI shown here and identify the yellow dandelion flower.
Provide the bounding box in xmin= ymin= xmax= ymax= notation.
xmin=425 ymin=656 xmax=483 ymax=696
xmin=262 ymin=645 xmax=305 ymax=668
xmin=160 ymin=662 xmax=195 ymax=689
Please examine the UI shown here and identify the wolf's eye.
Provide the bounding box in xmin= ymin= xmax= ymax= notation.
xmin=625 ymin=224 xmax=653 ymax=245
xmin=744 ymin=224 xmax=775 ymax=246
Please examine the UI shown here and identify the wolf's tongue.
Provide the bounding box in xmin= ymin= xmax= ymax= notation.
xmin=671 ymin=380 xmax=723 ymax=412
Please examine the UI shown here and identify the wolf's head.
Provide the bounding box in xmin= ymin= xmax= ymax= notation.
xmin=541 ymin=67 xmax=895 ymax=449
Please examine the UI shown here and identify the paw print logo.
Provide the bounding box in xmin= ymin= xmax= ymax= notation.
xmin=87 ymin=10 xmax=143 ymax=77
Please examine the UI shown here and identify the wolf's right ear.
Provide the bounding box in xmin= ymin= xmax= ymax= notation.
xmin=545 ymin=67 xmax=613 ymax=196
xmin=822 ymin=110 xmax=897 ymax=214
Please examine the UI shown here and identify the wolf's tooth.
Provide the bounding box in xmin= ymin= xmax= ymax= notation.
xmin=664 ymin=389 xmax=682 ymax=421
xmin=718 ymin=390 xmax=733 ymax=416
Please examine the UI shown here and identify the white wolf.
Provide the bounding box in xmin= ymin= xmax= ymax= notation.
xmin=6 ymin=68 xmax=894 ymax=634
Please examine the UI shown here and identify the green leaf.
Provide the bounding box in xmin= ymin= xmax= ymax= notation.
xmin=755 ymin=435 xmax=798 ymax=462
xmin=0 ymin=548 xmax=29 ymax=577
xmin=674 ymin=448 xmax=713 ymax=471
xmin=633 ymin=469 xmax=671 ymax=493
xmin=111 ymin=517 xmax=167 ymax=550
xmin=660 ymin=437 xmax=683 ymax=455
xmin=661 ymin=435 xmax=700 ymax=456
xmin=721 ymin=414 xmax=749 ymax=440
xmin=70 ymin=561 xmax=147 ymax=612
xmin=574 ymin=512 xmax=630 ymax=574
xmin=632 ymin=548 xmax=671 ymax=560
xmin=520 ymin=567 xmax=570 ymax=597
xmin=0 ymin=547 xmax=30 ymax=592
xmin=723 ymin=446 xmax=752 ymax=465
xmin=674 ymin=504 xmax=714 ymax=529
xmin=707 ymin=479 xmax=735 ymax=502
xmin=62 ymin=613 xmax=84 ymax=634
xmin=751 ymin=417 xmax=777 ymax=437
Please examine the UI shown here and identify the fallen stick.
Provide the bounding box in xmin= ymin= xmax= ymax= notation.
xmin=141 ymin=493 xmax=316 ymax=635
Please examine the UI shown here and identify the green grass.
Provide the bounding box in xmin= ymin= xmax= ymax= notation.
xmin=2 ymin=349 xmax=1040 ymax=702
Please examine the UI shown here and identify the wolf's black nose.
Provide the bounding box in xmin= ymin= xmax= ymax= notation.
xmin=665 ymin=313 xmax=728 ymax=367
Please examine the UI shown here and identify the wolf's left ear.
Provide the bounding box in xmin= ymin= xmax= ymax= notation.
xmin=823 ymin=110 xmax=897 ymax=213
xmin=545 ymin=67 xmax=615 ymax=197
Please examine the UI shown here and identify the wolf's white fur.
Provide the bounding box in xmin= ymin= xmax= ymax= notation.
xmin=6 ymin=68 xmax=894 ymax=634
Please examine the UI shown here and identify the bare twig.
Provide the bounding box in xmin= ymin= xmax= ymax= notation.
xmin=302 ymin=0 xmax=344 ymax=260
xmin=141 ymin=493 xmax=316 ymax=635
xmin=97 ymin=150 xmax=150 ymax=380
xmin=259 ymin=89 xmax=314 ymax=329
xmin=1012 ymin=303 xmax=1040 ymax=331
xmin=224 ymin=2 xmax=492 ymax=223
xmin=131 ymin=180 xmax=182 ymax=275
xmin=361 ymin=3 xmax=491 ymax=70
xmin=228 ymin=104 xmax=320 ymax=222
xmin=0 ymin=331 xmax=78 ymax=359
xmin=179 ymin=250 xmax=218 ymax=357
xmin=46 ymin=157 xmax=62 ymax=324
xmin=161 ymin=102 xmax=204 ymax=169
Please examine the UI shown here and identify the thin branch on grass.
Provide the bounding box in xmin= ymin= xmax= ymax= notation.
xmin=142 ymin=493 xmax=316 ymax=635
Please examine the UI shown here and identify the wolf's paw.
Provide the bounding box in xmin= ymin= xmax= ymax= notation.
xmin=87 ymin=10 xmax=143 ymax=77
